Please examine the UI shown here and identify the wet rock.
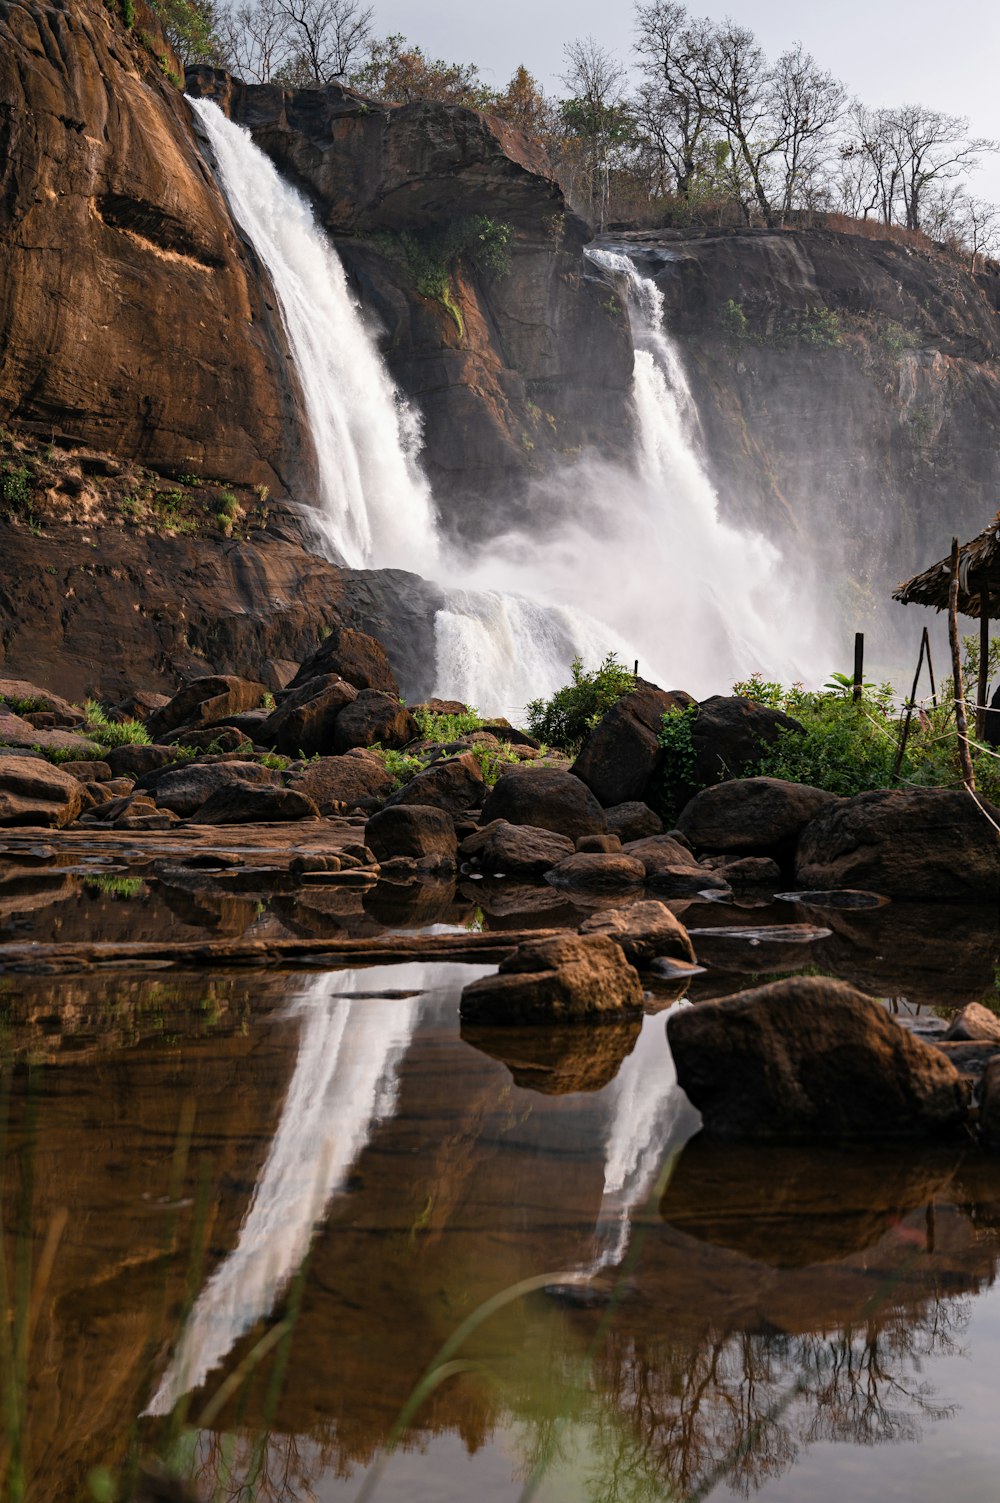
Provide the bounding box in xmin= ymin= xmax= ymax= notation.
xmin=572 ymin=685 xmax=695 ymax=806
xmin=0 ymin=755 xmax=83 ymax=827
xmin=579 ymin=900 xmax=696 ymax=967
xmin=481 ymin=767 xmax=607 ymax=842
xmin=365 ymin=805 xmax=457 ymax=871
xmin=147 ymin=676 xmax=267 ymax=739
xmin=647 ymin=866 xmax=733 ymax=899
xmin=459 ymin=819 xmax=574 ymax=875
xmin=668 ymin=976 xmax=969 ymax=1139
xmin=191 ymin=783 xmax=319 ymax=825
xmin=460 ymin=934 xmax=644 ymax=1025
xmin=289 ymin=625 xmax=399 ymax=695
xmin=943 ymin=1003 xmax=1000 ymax=1043
xmin=981 ymin=1059 xmax=1000 ymax=1150
xmin=623 ymin=833 xmax=704 ymax=876
xmin=385 ymin=752 xmax=485 ymax=817
xmin=288 ymin=753 xmax=395 ymax=813
xmin=576 ymin=833 xmax=622 ymax=853
xmin=461 ymin=1017 xmax=643 ymax=1093
xmin=260 ymin=675 xmax=359 ymax=756
xmin=334 ymin=691 xmax=418 ymax=753
xmin=796 ymin=787 xmax=1000 ymax=900
xmin=546 ymin=852 xmax=646 ymax=892
xmin=705 ymin=855 xmax=782 ymax=885
xmin=677 ymin=777 xmax=838 ymax=853
xmin=152 ymin=761 xmax=280 ymax=817
xmin=605 ymin=801 xmax=663 ymax=842
xmin=105 ymin=744 xmax=177 ymax=779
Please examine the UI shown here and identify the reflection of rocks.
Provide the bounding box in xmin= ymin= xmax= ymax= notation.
xmin=362 ymin=875 xmax=467 ymax=929
xmin=461 ymin=1018 xmax=642 ymax=1093
xmin=814 ymin=900 xmax=1000 ymax=1004
xmin=661 ymin=1137 xmax=961 ymax=1266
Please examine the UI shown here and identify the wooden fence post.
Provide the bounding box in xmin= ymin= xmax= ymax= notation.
xmin=852 ymin=632 xmax=864 ymax=702
xmin=950 ymin=537 xmax=976 ymax=791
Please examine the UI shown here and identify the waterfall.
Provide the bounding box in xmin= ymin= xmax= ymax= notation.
xmin=146 ymin=966 xmax=447 ymax=1414
xmin=192 ymin=99 xmax=820 ymax=710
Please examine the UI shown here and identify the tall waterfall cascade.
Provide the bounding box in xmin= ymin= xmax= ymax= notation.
xmin=192 ymin=99 xmax=818 ymax=712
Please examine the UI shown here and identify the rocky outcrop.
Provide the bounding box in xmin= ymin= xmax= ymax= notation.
xmin=0 ymin=0 xmax=307 ymax=488
xmin=364 ymin=804 xmax=457 ymax=870
xmin=186 ymin=68 xmax=634 ymax=527
xmin=667 ymin=975 xmax=969 ymax=1139
xmin=459 ymin=819 xmax=574 ymax=875
xmin=579 ymin=900 xmax=696 ymax=968
xmin=572 ymin=685 xmax=695 ymax=806
xmin=0 ymin=754 xmax=83 ymax=826
xmin=480 ymin=767 xmax=607 ymax=841
xmin=677 ymin=777 xmax=838 ymax=853
xmin=459 ymin=933 xmax=644 ymax=1024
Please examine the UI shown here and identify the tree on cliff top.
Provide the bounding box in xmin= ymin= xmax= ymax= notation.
xmin=214 ymin=0 xmax=372 ymax=84
xmin=348 ymin=34 xmax=490 ymax=107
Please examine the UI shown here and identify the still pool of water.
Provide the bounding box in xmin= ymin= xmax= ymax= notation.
xmin=2 ymin=963 xmax=1000 ymax=1502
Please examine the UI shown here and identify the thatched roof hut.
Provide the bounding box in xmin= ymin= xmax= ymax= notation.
xmin=894 ymin=512 xmax=1000 ymax=617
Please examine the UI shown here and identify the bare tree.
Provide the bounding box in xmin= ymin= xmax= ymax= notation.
xmin=699 ymin=20 xmax=780 ymax=225
xmin=887 ymin=106 xmax=998 ymax=231
xmin=273 ymin=0 xmax=373 ymax=85
xmin=770 ymin=44 xmax=845 ymax=220
xmin=958 ymin=194 xmax=1000 ymax=268
xmin=560 ymin=36 xmax=632 ymax=229
xmin=633 ymin=2 xmax=717 ymax=199
xmin=215 ymin=0 xmax=290 ymax=82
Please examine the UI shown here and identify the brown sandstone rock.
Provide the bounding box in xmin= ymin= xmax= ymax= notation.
xmin=667 ymin=976 xmax=969 ymax=1139
xmin=334 ymin=691 xmax=418 ymax=753
xmin=571 ymin=685 xmax=696 ymax=806
xmin=385 ymin=753 xmax=485 ymax=817
xmin=796 ymin=787 xmax=1000 ymax=900
xmin=260 ymin=675 xmax=358 ymax=756
xmin=147 ymin=677 xmax=267 ymax=740
xmin=191 ymin=784 xmax=319 ymax=825
xmin=365 ymin=805 xmax=457 ymax=870
xmin=0 ymin=678 xmax=81 ymax=720
xmin=546 ymin=852 xmax=647 ymax=892
xmin=0 ymin=755 xmax=83 ymax=827
xmin=459 ymin=819 xmax=574 ymax=875
xmin=289 ymin=626 xmax=398 ymax=695
xmin=677 ymin=777 xmax=838 ymax=852
xmin=576 ymin=833 xmax=623 ymax=853
xmin=0 ymin=710 xmax=103 ymax=758
xmin=579 ymin=900 xmax=696 ymax=968
xmin=152 ymin=761 xmax=280 ymax=817
xmin=480 ymin=767 xmax=606 ymax=842
xmin=62 ymin=761 xmax=113 ymax=783
xmin=943 ymin=1003 xmax=1000 ymax=1043
xmin=605 ymin=801 xmax=664 ymax=842
xmin=459 ymin=934 xmax=644 ymax=1025
xmin=105 ymin=744 xmax=177 ymax=779
xmin=288 ymin=754 xmax=395 ymax=812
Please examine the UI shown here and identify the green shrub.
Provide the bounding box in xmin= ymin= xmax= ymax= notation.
xmin=259 ymin=752 xmax=290 ymax=771
xmin=468 ymin=742 xmax=518 ymax=787
xmin=651 ymin=704 xmax=699 ymax=823
xmin=370 ymin=745 xmax=424 ymax=787
xmin=525 ymin=653 xmax=637 ymax=753
xmin=1 ymin=464 xmax=32 ymax=514
xmin=413 ymin=706 xmax=485 ymax=741
xmin=83 ymin=701 xmax=152 ymax=747
xmin=719 ymin=298 xmax=749 ymax=344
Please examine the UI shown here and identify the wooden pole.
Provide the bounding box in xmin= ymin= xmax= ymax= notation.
xmin=852 ymin=632 xmax=864 ymax=702
xmin=977 ymin=582 xmax=990 ymax=739
xmin=924 ymin=626 xmax=937 ymax=708
xmin=892 ymin=631 xmax=928 ymax=782
xmin=950 ymin=537 xmax=976 ymax=791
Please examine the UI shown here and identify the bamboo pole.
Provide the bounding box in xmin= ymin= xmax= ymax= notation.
xmin=852 ymin=632 xmax=864 ymax=702
xmin=977 ymin=581 xmax=990 ymax=738
xmin=892 ymin=631 xmax=928 ymax=782
xmin=950 ymin=537 xmax=976 ymax=791
xmin=924 ymin=626 xmax=937 ymax=708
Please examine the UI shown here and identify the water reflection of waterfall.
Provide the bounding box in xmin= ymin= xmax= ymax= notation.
xmin=586 ymin=1009 xmax=700 ymax=1276
xmin=191 ymin=99 xmax=823 ymax=711
xmin=147 ymin=964 xmax=477 ymax=1414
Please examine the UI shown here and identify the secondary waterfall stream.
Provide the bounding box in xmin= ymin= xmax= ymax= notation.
xmin=192 ymin=98 xmax=819 ymax=713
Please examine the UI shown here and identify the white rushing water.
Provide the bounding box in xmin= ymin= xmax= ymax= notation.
xmin=192 ymin=99 xmax=821 ymax=711
xmin=146 ymin=965 xmax=464 ymax=1414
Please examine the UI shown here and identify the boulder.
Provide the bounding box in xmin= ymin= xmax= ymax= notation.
xmin=546 ymin=852 xmax=647 ymax=892
xmin=796 ymin=788 xmax=1000 ymax=900
xmin=943 ymin=1003 xmax=1000 ymax=1043
xmin=288 ymin=754 xmax=395 ymax=813
xmin=365 ymin=805 xmax=457 ymax=870
xmin=981 ymin=1059 xmax=1000 ymax=1150
xmin=259 ymin=675 xmax=359 ymax=756
xmin=459 ymin=819 xmax=574 ymax=875
xmin=191 ymin=784 xmax=319 ymax=824
xmin=646 ymin=866 xmax=732 ymax=899
xmin=0 ymin=755 xmax=83 ymax=827
xmin=289 ymin=626 xmax=399 ymax=695
xmin=152 ymin=761 xmax=280 ymax=817
xmin=480 ymin=767 xmax=607 ymax=842
xmin=667 ymin=976 xmax=969 ymax=1139
xmin=105 ymin=744 xmax=177 ymax=779
xmin=62 ymin=760 xmax=113 ymax=783
xmin=623 ymin=833 xmax=702 ymax=873
xmin=691 ymin=696 xmax=805 ymax=788
xmin=147 ymin=676 xmax=267 ymax=739
xmin=334 ymin=691 xmax=418 ymax=753
xmin=0 ymin=710 xmax=103 ymax=758
xmin=162 ymin=726 xmax=248 ymax=752
xmin=605 ymin=801 xmax=663 ymax=842
xmin=576 ymin=833 xmax=622 ymax=853
xmin=109 ymin=690 xmax=171 ymax=721
xmin=677 ymin=777 xmax=838 ymax=853
xmin=579 ymin=900 xmax=696 ymax=967
xmin=705 ymin=855 xmax=782 ymax=885
xmin=385 ymin=753 xmax=485 ymax=817
xmin=459 ymin=934 xmax=644 ymax=1025
xmin=571 ymin=685 xmax=695 ymax=805
xmin=0 ymin=678 xmax=81 ymax=721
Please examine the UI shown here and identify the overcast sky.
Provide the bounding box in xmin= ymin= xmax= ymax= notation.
xmin=375 ymin=0 xmax=1000 ymax=202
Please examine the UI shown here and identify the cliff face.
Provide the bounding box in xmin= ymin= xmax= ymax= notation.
xmin=0 ymin=0 xmax=309 ymax=490
xmin=617 ymin=228 xmax=1000 ymax=610
xmin=185 ymin=68 xmax=635 ymax=539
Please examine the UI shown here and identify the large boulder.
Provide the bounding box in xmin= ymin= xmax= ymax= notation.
xmin=258 ymin=674 xmax=358 ymax=756
xmin=546 ymin=852 xmax=647 ymax=892
xmin=480 ymin=767 xmax=607 ymax=842
xmin=152 ymin=761 xmax=280 ymax=817
xmin=191 ymin=784 xmax=319 ymax=824
xmin=0 ymin=677 xmax=81 ymax=721
xmin=677 ymin=777 xmax=838 ymax=853
xmin=365 ymin=805 xmax=457 ymax=870
xmin=334 ymin=691 xmax=418 ymax=752
xmin=667 ymin=976 xmax=969 ymax=1139
xmin=943 ymin=1003 xmax=1000 ymax=1043
xmin=579 ymin=900 xmax=696 ymax=967
xmin=147 ymin=676 xmax=267 ymax=739
xmin=624 ymin=833 xmax=703 ymax=875
xmin=571 ymin=685 xmax=695 ymax=806
xmin=289 ymin=626 xmax=399 ymax=695
xmin=288 ymin=752 xmax=395 ymax=812
xmin=0 ymin=710 xmax=103 ymax=758
xmin=459 ymin=934 xmax=644 ymax=1025
xmin=796 ymin=787 xmax=1000 ymax=900
xmin=105 ymin=744 xmax=177 ymax=779
xmin=459 ymin=819 xmax=574 ymax=875
xmin=385 ymin=752 xmax=485 ymax=817
xmin=692 ymin=696 xmax=805 ymax=786
xmin=605 ymin=801 xmax=663 ymax=842
xmin=0 ymin=755 xmax=83 ymax=827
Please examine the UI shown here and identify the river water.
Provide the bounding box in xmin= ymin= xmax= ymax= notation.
xmin=2 ymin=953 xmax=999 ymax=1503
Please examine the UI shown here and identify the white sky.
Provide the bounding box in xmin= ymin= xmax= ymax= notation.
xmin=374 ymin=0 xmax=1000 ymax=201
